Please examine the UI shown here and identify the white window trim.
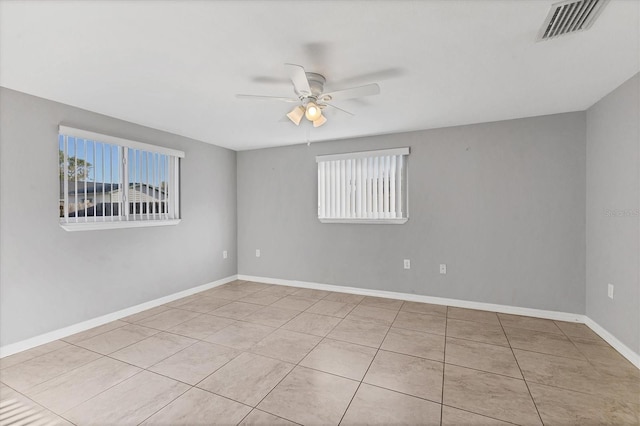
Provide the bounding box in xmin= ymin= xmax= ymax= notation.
xmin=60 ymin=219 xmax=181 ymax=232
xmin=316 ymin=147 xmax=410 ymax=224
xmin=59 ymin=126 xmax=185 ymax=158
xmin=58 ymin=126 xmax=185 ymax=231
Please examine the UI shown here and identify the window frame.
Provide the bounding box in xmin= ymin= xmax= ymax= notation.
xmin=58 ymin=125 xmax=185 ymax=232
xmin=315 ymin=147 xmax=410 ymax=224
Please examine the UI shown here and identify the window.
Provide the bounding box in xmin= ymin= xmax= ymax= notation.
xmin=58 ymin=126 xmax=185 ymax=231
xmin=316 ymin=147 xmax=409 ymax=224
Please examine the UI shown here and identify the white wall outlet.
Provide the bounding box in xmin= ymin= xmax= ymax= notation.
xmin=222 ymin=250 xmax=228 ymax=259
xmin=403 ymin=259 xmax=411 ymax=269
xmin=607 ymin=283 xmax=614 ymax=299
xmin=440 ymin=264 xmax=447 ymax=274
xmin=256 ymin=249 xmax=261 ymax=258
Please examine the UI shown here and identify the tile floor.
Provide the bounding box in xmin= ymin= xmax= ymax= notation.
xmin=1 ymin=280 xmax=638 ymax=425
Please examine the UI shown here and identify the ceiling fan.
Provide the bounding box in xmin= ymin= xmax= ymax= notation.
xmin=236 ymin=64 xmax=380 ymax=128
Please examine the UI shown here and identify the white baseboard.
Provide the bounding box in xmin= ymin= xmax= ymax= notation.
xmin=238 ymin=274 xmax=584 ymax=322
xmin=583 ymin=317 xmax=640 ymax=369
xmin=0 ymin=274 xmax=238 ymax=358
xmin=239 ymin=274 xmax=640 ymax=369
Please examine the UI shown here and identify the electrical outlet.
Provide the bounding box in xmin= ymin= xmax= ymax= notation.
xmin=608 ymin=283 xmax=614 ymax=299
xmin=440 ymin=264 xmax=447 ymax=274
xmin=403 ymin=259 xmax=411 ymax=269
xmin=223 ymin=250 xmax=228 ymax=259
xmin=256 ymin=249 xmax=261 ymax=258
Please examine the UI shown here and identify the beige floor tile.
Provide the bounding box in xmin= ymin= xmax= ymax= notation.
xmin=292 ymin=288 xmax=331 ymax=300
xmin=74 ymin=324 xmax=159 ymax=354
xmin=529 ymin=382 xmax=640 ymax=426
xmin=498 ymin=313 xmax=563 ymax=334
xmin=26 ymin=357 xmax=140 ymax=413
xmin=234 ymin=281 xmax=272 ymax=293
xmin=166 ymin=314 xmax=235 ymax=340
xmin=571 ymin=337 xmax=629 ymax=363
xmin=136 ymin=308 xmax=201 ymax=330
xmin=204 ymin=321 xmax=276 ymax=350
xmin=324 ymin=292 xmax=365 ymax=304
xmin=164 ymin=294 xmax=200 ymax=308
xmin=282 ymin=312 xmax=342 ymax=336
xmin=258 ymin=366 xmax=359 ymax=425
xmin=359 ymin=296 xmax=403 ymax=311
xmin=446 ymin=318 xmax=509 ymax=346
xmin=306 ymin=300 xmax=356 ymax=318
xmin=300 ymin=338 xmax=377 ymax=381
xmin=205 ymin=287 xmax=257 ymax=301
xmin=250 ymin=329 xmax=321 ymax=363
xmin=554 ymin=321 xmax=603 ymax=341
xmin=0 ymin=345 xmax=101 ymax=393
xmin=271 ymin=296 xmax=318 ymax=311
xmin=0 ymin=340 xmax=69 ymax=370
xmin=400 ymin=301 xmax=447 ymax=317
xmin=504 ymin=327 xmax=585 ymax=359
xmin=326 ymin=318 xmax=389 ymax=348
xmin=245 ymin=306 xmax=300 ymax=328
xmin=121 ymin=305 xmax=171 ymax=323
xmin=141 ymin=387 xmax=251 ymax=425
xmin=447 ymin=307 xmax=500 ymax=325
xmin=441 ymin=406 xmax=512 ymax=425
xmin=0 ymin=382 xmax=74 ymax=425
xmin=381 ymin=327 xmax=445 ymax=361
xmin=239 ymin=292 xmax=284 ymax=306
xmin=110 ymin=332 xmax=196 ymax=368
xmin=172 ymin=296 xmax=230 ymax=313
xmin=443 ymin=364 xmax=541 ymax=425
xmin=346 ymin=305 xmax=398 ymax=326
xmin=210 ymin=301 xmax=263 ymax=320
xmin=62 ymin=321 xmax=128 ymax=344
xmin=341 ymin=383 xmax=441 ymax=426
xmin=149 ymin=341 xmax=240 ymax=385
xmin=198 ymin=352 xmax=294 ymax=406
xmin=239 ymin=409 xmax=297 ymax=425
xmin=65 ymin=371 xmax=189 ymax=425
xmin=514 ymin=349 xmax=602 ymax=395
xmin=364 ymin=350 xmax=443 ymax=402
xmin=393 ymin=311 xmax=446 ymax=335
xmin=257 ymin=285 xmax=300 ymax=297
xmin=445 ymin=337 xmax=521 ymax=378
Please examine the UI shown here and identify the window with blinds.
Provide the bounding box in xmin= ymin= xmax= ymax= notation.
xmin=316 ymin=147 xmax=409 ymax=224
xmin=58 ymin=126 xmax=185 ymax=231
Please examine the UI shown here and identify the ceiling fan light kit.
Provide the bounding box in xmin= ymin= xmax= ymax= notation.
xmin=286 ymin=105 xmax=305 ymax=126
xmin=237 ymin=63 xmax=380 ymax=129
xmin=312 ymin=114 xmax=327 ymax=128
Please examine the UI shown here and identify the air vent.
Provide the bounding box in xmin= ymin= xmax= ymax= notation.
xmin=537 ymin=0 xmax=610 ymax=41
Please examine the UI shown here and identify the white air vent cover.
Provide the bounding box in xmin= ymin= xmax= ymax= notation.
xmin=537 ymin=0 xmax=610 ymax=41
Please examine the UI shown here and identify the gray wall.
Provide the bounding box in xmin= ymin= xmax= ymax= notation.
xmin=586 ymin=73 xmax=640 ymax=353
xmin=0 ymin=88 xmax=237 ymax=346
xmin=238 ymin=112 xmax=587 ymax=314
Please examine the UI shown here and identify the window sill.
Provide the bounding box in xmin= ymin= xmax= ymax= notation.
xmin=60 ymin=219 xmax=181 ymax=232
xmin=319 ymin=218 xmax=408 ymax=225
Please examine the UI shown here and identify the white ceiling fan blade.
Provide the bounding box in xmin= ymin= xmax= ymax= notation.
xmin=322 ymin=102 xmax=354 ymax=116
xmin=285 ymin=63 xmax=312 ymax=96
xmin=236 ymin=94 xmax=299 ymax=102
xmin=319 ymin=83 xmax=380 ymax=102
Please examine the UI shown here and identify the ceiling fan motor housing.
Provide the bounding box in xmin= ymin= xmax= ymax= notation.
xmin=302 ymin=72 xmax=326 ymax=100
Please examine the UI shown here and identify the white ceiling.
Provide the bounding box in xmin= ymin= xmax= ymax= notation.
xmin=1 ymin=1 xmax=638 ymax=151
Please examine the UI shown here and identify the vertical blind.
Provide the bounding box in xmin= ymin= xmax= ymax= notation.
xmin=316 ymin=147 xmax=409 ymax=223
xmin=59 ymin=126 xmax=184 ymax=227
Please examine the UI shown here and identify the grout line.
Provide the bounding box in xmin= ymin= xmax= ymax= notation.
xmin=440 ymin=305 xmax=449 ymax=426
xmin=496 ymin=314 xmax=545 ymax=425
xmin=440 ymin=403 xmax=522 ymax=426
xmin=337 ymin=305 xmax=400 ymax=425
